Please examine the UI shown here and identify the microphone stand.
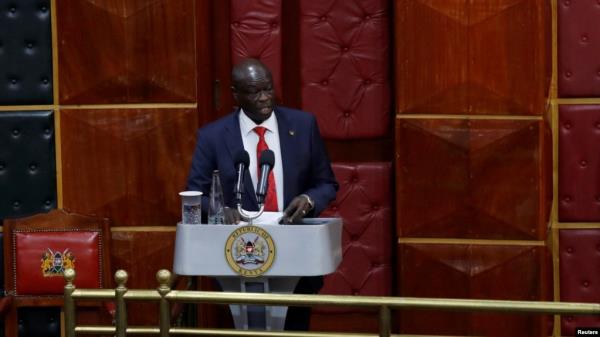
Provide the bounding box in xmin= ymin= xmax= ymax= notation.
xmin=237 ymin=203 xmax=265 ymax=226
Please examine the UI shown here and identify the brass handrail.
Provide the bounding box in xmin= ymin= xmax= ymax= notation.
xmin=64 ymin=269 xmax=600 ymax=337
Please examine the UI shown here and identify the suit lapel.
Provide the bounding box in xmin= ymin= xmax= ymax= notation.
xmin=275 ymin=108 xmax=296 ymax=207
xmin=224 ymin=110 xmax=257 ymax=208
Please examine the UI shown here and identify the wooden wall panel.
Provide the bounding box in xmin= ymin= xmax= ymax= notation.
xmin=394 ymin=1 xmax=552 ymax=335
xmin=56 ymin=0 xmax=196 ymax=104
xmin=110 ymin=230 xmax=176 ymax=326
xmin=60 ymin=108 xmax=197 ymax=226
xmin=396 ymin=118 xmax=548 ymax=240
xmin=398 ymin=242 xmax=551 ymax=336
xmin=396 ymin=0 xmax=551 ymax=115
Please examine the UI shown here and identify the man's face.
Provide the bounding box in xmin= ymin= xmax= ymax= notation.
xmin=233 ymin=70 xmax=275 ymax=124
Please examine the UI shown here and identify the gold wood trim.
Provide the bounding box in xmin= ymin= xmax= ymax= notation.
xmin=51 ymin=0 xmax=62 ymax=208
xmin=551 ymin=0 xmax=560 ymax=331
xmin=110 ymin=226 xmax=176 ymax=232
xmin=551 ymin=102 xmax=558 ymax=229
xmin=59 ymin=103 xmax=197 ymax=110
xmin=551 ymin=100 xmax=561 ymax=336
xmin=397 ymin=238 xmax=545 ymax=246
xmin=0 ymin=105 xmax=55 ymax=111
xmin=60 ymin=311 xmax=65 ymax=337
xmin=554 ymin=98 xmax=600 ymax=105
xmin=551 ymin=0 xmax=558 ymax=101
xmin=552 ymin=226 xmax=561 ymax=335
xmin=555 ymin=223 xmax=600 ymax=229
xmin=54 ymin=110 xmax=62 ymax=208
xmin=395 ymin=114 xmax=542 ymax=121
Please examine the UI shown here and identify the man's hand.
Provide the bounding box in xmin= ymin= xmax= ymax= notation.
xmin=224 ymin=207 xmax=242 ymax=224
xmin=280 ymin=194 xmax=314 ymax=224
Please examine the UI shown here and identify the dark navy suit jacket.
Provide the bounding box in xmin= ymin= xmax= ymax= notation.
xmin=187 ymin=106 xmax=338 ymax=217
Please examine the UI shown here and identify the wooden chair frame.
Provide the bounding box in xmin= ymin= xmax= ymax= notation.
xmin=3 ymin=209 xmax=112 ymax=337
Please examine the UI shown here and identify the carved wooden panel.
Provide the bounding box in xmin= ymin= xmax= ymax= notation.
xmin=396 ymin=0 xmax=551 ymax=115
xmin=111 ymin=230 xmax=175 ymax=326
xmin=398 ymin=242 xmax=551 ymax=336
xmin=56 ymin=0 xmax=196 ymax=104
xmin=61 ymin=108 xmax=197 ymax=226
xmin=396 ymin=118 xmax=550 ymax=240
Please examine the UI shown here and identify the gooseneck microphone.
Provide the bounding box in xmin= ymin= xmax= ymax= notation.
xmin=256 ymin=149 xmax=275 ymax=205
xmin=233 ymin=150 xmax=250 ymax=204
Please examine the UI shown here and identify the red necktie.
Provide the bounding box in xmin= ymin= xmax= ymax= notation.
xmin=254 ymin=126 xmax=279 ymax=211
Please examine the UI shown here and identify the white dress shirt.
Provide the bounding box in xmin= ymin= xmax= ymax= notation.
xmin=239 ymin=109 xmax=284 ymax=211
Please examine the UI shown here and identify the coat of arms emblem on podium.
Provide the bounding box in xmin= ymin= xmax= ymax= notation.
xmin=225 ymin=225 xmax=275 ymax=277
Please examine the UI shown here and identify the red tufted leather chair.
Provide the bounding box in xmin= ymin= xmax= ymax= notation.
xmin=3 ymin=209 xmax=113 ymax=337
xmin=311 ymin=162 xmax=393 ymax=332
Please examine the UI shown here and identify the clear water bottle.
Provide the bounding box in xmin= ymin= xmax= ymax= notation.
xmin=208 ymin=170 xmax=225 ymax=224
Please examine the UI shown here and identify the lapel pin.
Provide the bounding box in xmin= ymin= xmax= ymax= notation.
xmin=289 ymin=130 xmax=295 ymax=136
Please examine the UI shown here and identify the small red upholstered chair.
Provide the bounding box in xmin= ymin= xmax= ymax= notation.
xmin=3 ymin=209 xmax=113 ymax=337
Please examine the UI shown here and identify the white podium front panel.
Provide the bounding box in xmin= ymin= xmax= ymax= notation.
xmin=173 ymin=218 xmax=342 ymax=277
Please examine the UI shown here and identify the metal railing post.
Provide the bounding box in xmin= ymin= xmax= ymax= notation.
xmin=157 ymin=269 xmax=172 ymax=337
xmin=379 ymin=305 xmax=391 ymax=337
xmin=114 ymin=270 xmax=128 ymax=337
xmin=63 ymin=268 xmax=76 ymax=337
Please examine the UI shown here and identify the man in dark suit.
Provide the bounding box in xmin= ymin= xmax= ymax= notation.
xmin=186 ymin=58 xmax=338 ymax=330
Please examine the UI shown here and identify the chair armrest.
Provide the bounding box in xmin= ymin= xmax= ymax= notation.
xmin=0 ymin=296 xmax=13 ymax=316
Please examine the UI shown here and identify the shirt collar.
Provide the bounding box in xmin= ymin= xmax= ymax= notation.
xmin=239 ymin=108 xmax=278 ymax=136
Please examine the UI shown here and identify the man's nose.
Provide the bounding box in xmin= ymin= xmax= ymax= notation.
xmin=257 ymin=90 xmax=269 ymax=101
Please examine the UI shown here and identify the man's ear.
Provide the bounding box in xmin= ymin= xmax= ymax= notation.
xmin=231 ymin=86 xmax=239 ymax=101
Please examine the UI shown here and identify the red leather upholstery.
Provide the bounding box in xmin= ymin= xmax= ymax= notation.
xmin=14 ymin=230 xmax=102 ymax=295
xmin=558 ymin=105 xmax=600 ymax=221
xmin=558 ymin=0 xmax=600 ymax=97
xmin=231 ymin=0 xmax=282 ymax=96
xmin=315 ymin=162 xmax=392 ymax=312
xmin=559 ymin=229 xmax=600 ymax=335
xmin=300 ymin=0 xmax=390 ymax=139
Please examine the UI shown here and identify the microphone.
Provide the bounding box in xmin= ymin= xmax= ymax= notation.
xmin=233 ymin=150 xmax=250 ymax=204
xmin=256 ymin=149 xmax=275 ymax=205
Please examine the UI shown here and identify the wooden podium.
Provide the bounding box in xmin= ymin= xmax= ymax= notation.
xmin=173 ymin=218 xmax=342 ymax=330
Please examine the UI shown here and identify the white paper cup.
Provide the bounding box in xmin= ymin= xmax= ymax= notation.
xmin=179 ymin=191 xmax=203 ymax=224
